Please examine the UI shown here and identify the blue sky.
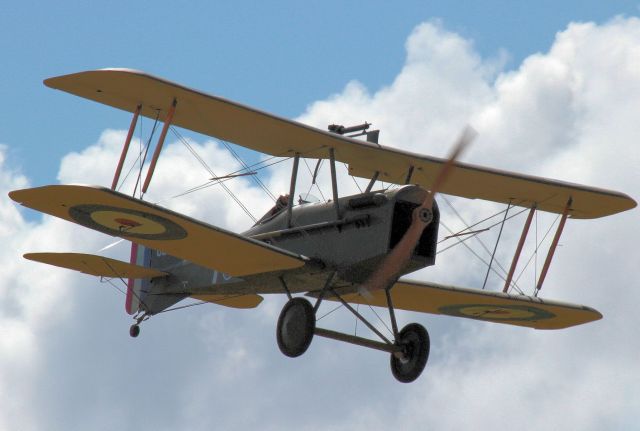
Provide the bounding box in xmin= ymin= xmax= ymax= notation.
xmin=2 ymin=2 xmax=640 ymax=430
xmin=2 ymin=1 xmax=638 ymax=185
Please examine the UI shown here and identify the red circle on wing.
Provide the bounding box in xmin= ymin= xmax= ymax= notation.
xmin=114 ymin=218 xmax=142 ymax=228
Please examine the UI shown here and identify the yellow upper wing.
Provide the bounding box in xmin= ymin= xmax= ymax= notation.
xmin=330 ymin=280 xmax=602 ymax=330
xmin=10 ymin=185 xmax=307 ymax=277
xmin=44 ymin=68 xmax=636 ymax=219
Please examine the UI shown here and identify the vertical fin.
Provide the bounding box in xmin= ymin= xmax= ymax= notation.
xmin=125 ymin=243 xmax=151 ymax=314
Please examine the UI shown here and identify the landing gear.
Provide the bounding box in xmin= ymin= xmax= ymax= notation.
xmin=129 ymin=312 xmax=148 ymax=338
xmin=390 ymin=323 xmax=430 ymax=383
xmin=275 ymin=279 xmax=430 ymax=382
xmin=129 ymin=324 xmax=141 ymax=338
xmin=276 ymin=297 xmax=315 ymax=357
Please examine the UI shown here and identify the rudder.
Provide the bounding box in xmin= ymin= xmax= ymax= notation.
xmin=125 ymin=242 xmax=152 ymax=315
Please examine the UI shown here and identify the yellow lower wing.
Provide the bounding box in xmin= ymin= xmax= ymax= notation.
xmin=25 ymin=252 xmax=167 ymax=279
xmin=334 ymin=280 xmax=602 ymax=330
xmin=191 ymin=293 xmax=263 ymax=309
xmin=10 ymin=185 xmax=307 ymax=277
xmin=25 ymin=252 xmax=263 ymax=309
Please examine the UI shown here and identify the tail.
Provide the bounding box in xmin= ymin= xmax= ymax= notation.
xmin=125 ymin=242 xmax=152 ymax=315
xmin=125 ymin=243 xmax=188 ymax=315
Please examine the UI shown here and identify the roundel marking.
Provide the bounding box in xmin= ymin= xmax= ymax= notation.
xmin=69 ymin=204 xmax=187 ymax=240
xmin=438 ymin=304 xmax=555 ymax=322
xmin=90 ymin=210 xmax=167 ymax=235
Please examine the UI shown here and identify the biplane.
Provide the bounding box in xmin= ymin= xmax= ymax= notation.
xmin=9 ymin=69 xmax=636 ymax=383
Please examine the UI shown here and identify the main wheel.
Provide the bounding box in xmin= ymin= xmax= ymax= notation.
xmin=276 ymin=297 xmax=315 ymax=357
xmin=390 ymin=323 xmax=430 ymax=383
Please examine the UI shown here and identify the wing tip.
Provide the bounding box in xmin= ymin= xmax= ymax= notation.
xmin=44 ymin=67 xmax=148 ymax=87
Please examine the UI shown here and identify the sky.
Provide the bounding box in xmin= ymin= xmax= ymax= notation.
xmin=1 ymin=2 xmax=640 ymax=430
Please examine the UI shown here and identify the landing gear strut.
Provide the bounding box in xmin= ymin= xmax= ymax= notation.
xmin=275 ymin=280 xmax=431 ymax=382
xmin=129 ymin=312 xmax=148 ymax=338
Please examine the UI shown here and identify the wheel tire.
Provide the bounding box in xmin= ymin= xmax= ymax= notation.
xmin=276 ymin=297 xmax=315 ymax=357
xmin=129 ymin=324 xmax=140 ymax=338
xmin=390 ymin=323 xmax=430 ymax=383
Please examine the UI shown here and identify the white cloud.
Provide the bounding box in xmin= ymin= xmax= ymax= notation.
xmin=1 ymin=17 xmax=639 ymax=431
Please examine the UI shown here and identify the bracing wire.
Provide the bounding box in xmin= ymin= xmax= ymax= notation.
xmin=215 ymin=137 xmax=277 ymax=202
xmin=158 ymin=294 xmax=258 ymax=315
xmin=118 ymin=112 xmax=160 ymax=196
xmin=437 ymin=203 xmax=526 ymax=244
xmin=316 ymin=303 xmax=344 ymax=322
xmin=441 ymin=196 xmax=507 ymax=262
xmin=367 ymin=304 xmax=394 ymax=338
xmin=438 ymin=219 xmax=526 ymax=295
xmin=101 ymin=277 xmax=127 ymax=295
xmin=439 ymin=220 xmax=512 ymax=285
xmin=115 ymin=113 xmax=144 ymax=193
xmin=133 ymin=112 xmax=161 ymax=198
xmin=170 ymin=128 xmax=257 ymax=222
xmin=438 ymin=205 xmax=529 ymax=277
xmin=513 ymin=213 xmax=560 ymax=293
xmin=168 ymin=155 xmax=291 ymax=201
xmin=302 ymin=158 xmax=327 ymax=202
xmin=344 ymin=163 xmax=363 ymax=193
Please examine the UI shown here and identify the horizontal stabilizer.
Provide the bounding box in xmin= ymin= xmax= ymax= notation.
xmin=24 ymin=252 xmax=167 ymax=279
xmin=191 ymin=293 xmax=263 ymax=309
xmin=44 ymin=69 xmax=636 ymax=218
xmin=319 ymin=280 xmax=602 ymax=330
xmin=10 ymin=185 xmax=307 ymax=277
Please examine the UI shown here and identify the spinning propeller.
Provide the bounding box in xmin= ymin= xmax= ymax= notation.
xmin=359 ymin=126 xmax=477 ymax=296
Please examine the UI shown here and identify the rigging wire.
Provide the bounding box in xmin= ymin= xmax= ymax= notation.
xmin=215 ymin=137 xmax=277 ymax=202
xmin=439 ymin=220 xmax=525 ymax=294
xmin=441 ymin=196 xmax=505 ymax=261
xmin=158 ymin=300 xmax=209 ymax=314
xmin=436 ymin=207 xmax=529 ymax=295
xmin=316 ymin=303 xmax=344 ymax=322
xmin=437 ymin=206 xmax=529 ymax=278
xmin=438 ymin=203 xmax=523 ymax=244
xmin=165 ymin=127 xmax=292 ymax=206
xmin=115 ymin=113 xmax=143 ymax=193
xmin=167 ymin=154 xmax=291 ymax=201
xmin=344 ymin=162 xmax=363 ymax=193
xmin=513 ymin=213 xmax=560 ymax=294
xmin=302 ymin=158 xmax=327 ymax=202
xmin=367 ymin=304 xmax=394 ymax=338
xmin=169 ymin=128 xmax=257 ymax=222
xmin=117 ymin=112 xmax=160 ymax=196
xmin=100 ymin=276 xmax=127 ymax=296
xmin=481 ymin=202 xmax=511 ymax=290
xmin=134 ymin=111 xmax=161 ymax=198
xmin=437 ymin=202 xmax=568 ymax=297
xmin=439 ymin=198 xmax=532 ymax=280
